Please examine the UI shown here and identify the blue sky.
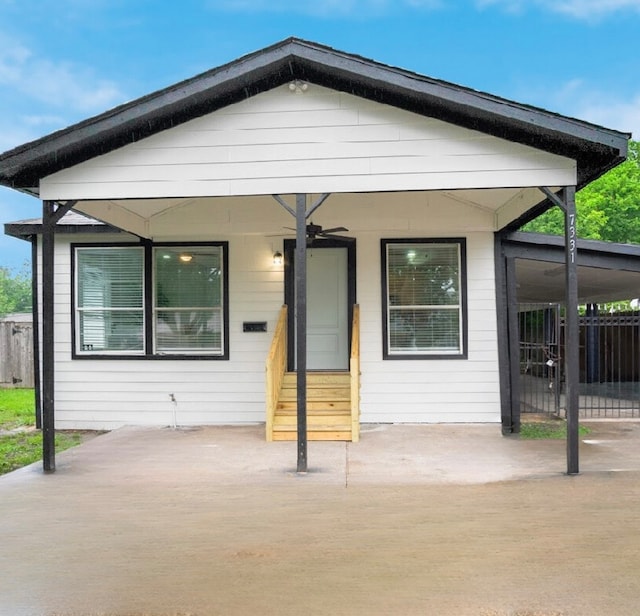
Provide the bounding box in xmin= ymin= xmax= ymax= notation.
xmin=1 ymin=0 xmax=639 ymax=272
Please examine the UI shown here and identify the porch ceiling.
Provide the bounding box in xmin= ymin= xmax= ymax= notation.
xmin=70 ymin=188 xmax=551 ymax=239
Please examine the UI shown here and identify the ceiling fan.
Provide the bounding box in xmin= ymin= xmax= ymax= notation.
xmin=282 ymin=221 xmax=355 ymax=243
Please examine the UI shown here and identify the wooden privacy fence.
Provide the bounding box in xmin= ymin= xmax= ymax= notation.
xmin=0 ymin=316 xmax=34 ymax=388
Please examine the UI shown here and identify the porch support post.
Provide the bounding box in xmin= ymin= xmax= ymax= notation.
xmin=505 ymin=255 xmax=521 ymax=434
xmin=272 ymin=192 xmax=332 ymax=473
xmin=41 ymin=201 xmax=56 ymax=473
xmin=295 ymin=194 xmax=308 ymax=473
xmin=541 ymin=186 xmax=579 ymax=475
xmin=562 ymin=186 xmax=580 ymax=475
xmin=41 ymin=200 xmax=76 ymax=473
xmin=31 ymin=235 xmax=42 ymax=429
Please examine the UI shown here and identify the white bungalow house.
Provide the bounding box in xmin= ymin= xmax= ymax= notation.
xmin=0 ymin=38 xmax=630 ymax=471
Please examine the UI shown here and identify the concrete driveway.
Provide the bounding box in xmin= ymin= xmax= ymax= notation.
xmin=1 ymin=422 xmax=640 ymax=615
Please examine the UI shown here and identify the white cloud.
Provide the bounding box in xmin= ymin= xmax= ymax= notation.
xmin=573 ymin=93 xmax=640 ymax=139
xmin=0 ymin=34 xmax=125 ymax=113
xmin=0 ymin=32 xmax=126 ymax=151
xmin=22 ymin=114 xmax=67 ymax=127
xmin=211 ymin=0 xmax=443 ymax=16
xmin=523 ymin=78 xmax=639 ymax=139
xmin=476 ymin=0 xmax=640 ymax=19
xmin=556 ymin=80 xmax=639 ymax=137
xmin=0 ymin=124 xmax=39 ymax=152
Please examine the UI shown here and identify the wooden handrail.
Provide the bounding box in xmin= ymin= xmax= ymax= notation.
xmin=265 ymin=305 xmax=287 ymax=441
xmin=350 ymin=304 xmax=361 ymax=442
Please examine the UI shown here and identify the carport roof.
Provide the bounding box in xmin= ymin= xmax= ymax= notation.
xmin=502 ymin=231 xmax=640 ymax=304
xmin=0 ymin=37 xmax=630 ymax=228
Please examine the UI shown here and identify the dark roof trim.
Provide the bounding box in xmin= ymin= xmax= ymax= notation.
xmin=501 ymin=231 xmax=640 ymax=272
xmin=5 ymin=213 xmax=121 ymax=240
xmin=0 ymin=37 xmax=630 ymax=193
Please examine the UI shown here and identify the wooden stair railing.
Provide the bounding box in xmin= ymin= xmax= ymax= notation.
xmin=265 ymin=305 xmax=287 ymax=442
xmin=350 ymin=304 xmax=361 ymax=442
xmin=266 ymin=304 xmax=361 ymax=442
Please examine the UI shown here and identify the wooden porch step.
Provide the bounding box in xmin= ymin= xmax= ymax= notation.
xmin=272 ymin=430 xmax=352 ymax=441
xmin=272 ymin=371 xmax=353 ymax=441
xmin=276 ymin=400 xmax=351 ymax=412
xmin=274 ymin=410 xmax=351 ymax=424
xmin=281 ymin=372 xmax=351 ymax=386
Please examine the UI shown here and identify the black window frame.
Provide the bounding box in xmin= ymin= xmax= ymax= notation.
xmin=381 ymin=237 xmax=468 ymax=360
xmin=71 ymin=241 xmax=229 ymax=360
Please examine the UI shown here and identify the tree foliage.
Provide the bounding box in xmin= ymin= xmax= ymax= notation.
xmin=0 ymin=265 xmax=32 ymax=318
xmin=523 ymin=140 xmax=640 ymax=243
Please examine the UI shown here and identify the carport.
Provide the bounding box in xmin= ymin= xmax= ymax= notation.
xmin=496 ymin=230 xmax=640 ymax=435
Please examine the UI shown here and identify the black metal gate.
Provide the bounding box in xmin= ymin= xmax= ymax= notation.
xmin=519 ymin=304 xmax=640 ymax=418
xmin=519 ymin=304 xmax=562 ymax=416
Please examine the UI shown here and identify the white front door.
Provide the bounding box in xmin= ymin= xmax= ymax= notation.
xmin=300 ymin=247 xmax=349 ymax=370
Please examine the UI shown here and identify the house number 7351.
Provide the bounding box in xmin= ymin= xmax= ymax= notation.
xmin=568 ymin=213 xmax=576 ymax=263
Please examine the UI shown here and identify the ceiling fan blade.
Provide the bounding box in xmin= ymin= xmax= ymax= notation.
xmin=319 ymin=233 xmax=355 ymax=241
xmin=320 ymin=226 xmax=348 ymax=234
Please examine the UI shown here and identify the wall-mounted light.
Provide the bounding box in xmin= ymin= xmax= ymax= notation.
xmin=179 ymin=253 xmax=193 ymax=263
xmin=273 ymin=251 xmax=283 ymax=266
xmin=288 ymin=80 xmax=308 ymax=93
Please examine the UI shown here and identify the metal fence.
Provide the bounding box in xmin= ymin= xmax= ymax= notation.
xmin=519 ymin=304 xmax=640 ymax=418
xmin=0 ymin=316 xmax=34 ymax=388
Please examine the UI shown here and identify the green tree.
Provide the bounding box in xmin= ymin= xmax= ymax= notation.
xmin=0 ymin=265 xmax=32 ymax=318
xmin=523 ymin=140 xmax=640 ymax=243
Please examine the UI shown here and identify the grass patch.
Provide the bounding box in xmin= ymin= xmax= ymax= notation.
xmin=520 ymin=420 xmax=591 ymax=440
xmin=0 ymin=388 xmax=86 ymax=475
xmin=0 ymin=388 xmax=36 ymax=429
xmin=0 ymin=430 xmax=82 ymax=475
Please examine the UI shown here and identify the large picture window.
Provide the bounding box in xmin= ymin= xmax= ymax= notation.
xmin=73 ymin=243 xmax=228 ymax=358
xmin=381 ymin=239 xmax=467 ymax=359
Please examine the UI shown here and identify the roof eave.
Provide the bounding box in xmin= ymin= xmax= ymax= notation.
xmin=4 ymin=220 xmax=122 ymax=240
xmin=0 ymin=37 xmax=630 ymax=193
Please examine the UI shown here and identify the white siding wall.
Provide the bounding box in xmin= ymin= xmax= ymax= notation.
xmin=48 ymin=196 xmax=500 ymax=429
xmin=49 ymin=233 xmax=285 ymax=429
xmin=357 ymin=232 xmax=499 ymax=424
xmin=41 ymin=84 xmax=575 ymax=201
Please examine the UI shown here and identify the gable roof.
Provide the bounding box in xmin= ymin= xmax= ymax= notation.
xmin=0 ymin=37 xmax=629 ymax=226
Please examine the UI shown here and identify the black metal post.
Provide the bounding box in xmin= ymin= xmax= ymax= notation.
xmin=494 ymin=236 xmax=513 ymax=435
xmin=585 ymin=303 xmax=599 ymax=384
xmin=505 ymin=256 xmax=521 ymax=434
xmin=42 ymin=201 xmax=56 ymax=473
xmin=563 ymin=186 xmax=580 ymax=475
xmin=295 ymin=194 xmax=308 ymax=473
xmin=31 ymin=236 xmax=42 ymax=429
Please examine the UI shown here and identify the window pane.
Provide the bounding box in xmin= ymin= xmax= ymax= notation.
xmin=78 ymin=248 xmax=143 ymax=308
xmin=155 ymin=309 xmax=222 ymax=352
xmin=154 ymin=247 xmax=224 ymax=353
xmin=76 ymin=247 xmax=144 ymax=353
xmin=387 ymin=244 xmax=459 ymax=307
xmin=389 ymin=308 xmax=460 ymax=353
xmin=385 ymin=241 xmax=463 ymax=356
xmin=80 ymin=310 xmax=144 ymax=352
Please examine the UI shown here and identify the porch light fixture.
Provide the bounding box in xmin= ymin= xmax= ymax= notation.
xmin=179 ymin=253 xmax=193 ymax=263
xmin=273 ymin=251 xmax=283 ymax=266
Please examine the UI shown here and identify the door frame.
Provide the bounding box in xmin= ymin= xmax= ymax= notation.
xmin=284 ymin=238 xmax=357 ymax=372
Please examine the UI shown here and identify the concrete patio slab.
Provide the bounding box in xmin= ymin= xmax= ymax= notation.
xmin=1 ymin=422 xmax=640 ymax=615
